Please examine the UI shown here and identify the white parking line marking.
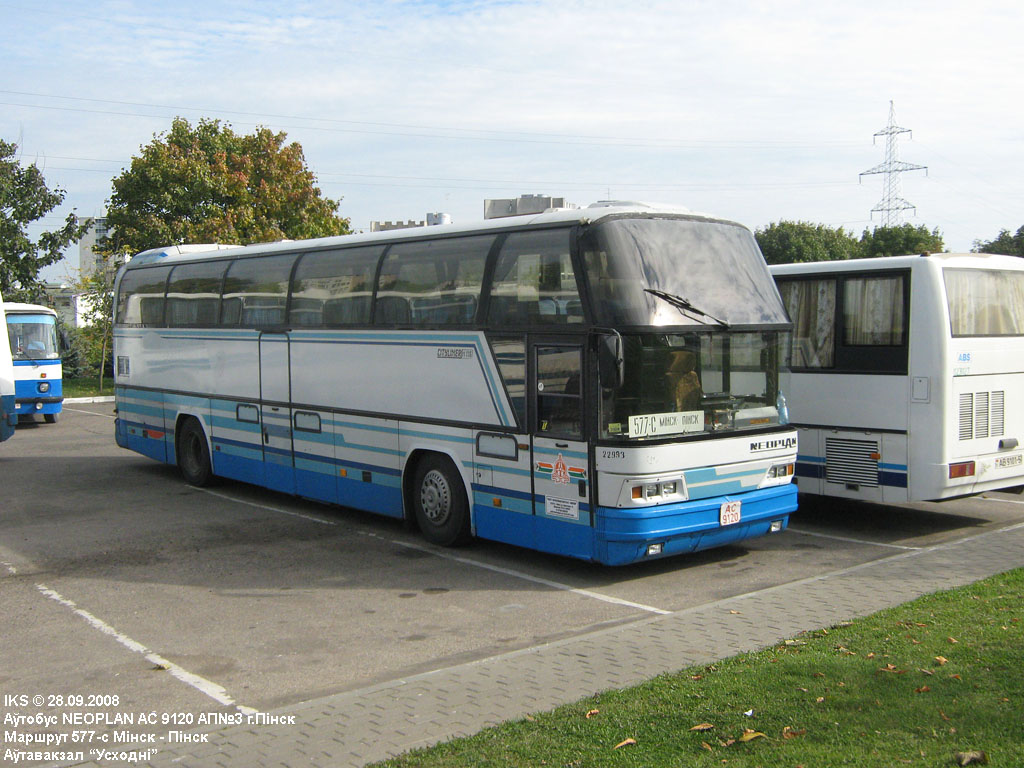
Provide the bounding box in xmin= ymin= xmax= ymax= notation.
xmin=981 ymin=495 xmax=1024 ymax=506
xmin=37 ymin=584 xmax=257 ymax=715
xmin=360 ymin=533 xmax=672 ymax=615
xmin=200 ymin=488 xmax=338 ymax=526
xmin=787 ymin=527 xmax=922 ymax=551
xmin=202 ymin=488 xmax=671 ymax=615
xmin=63 ymin=406 xmax=116 ymax=419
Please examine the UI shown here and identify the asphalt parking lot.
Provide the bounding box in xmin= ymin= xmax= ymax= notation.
xmin=3 ymin=402 xmax=1023 ymax=765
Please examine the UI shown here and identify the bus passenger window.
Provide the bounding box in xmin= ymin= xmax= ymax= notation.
xmin=777 ymin=278 xmax=836 ymax=368
xmin=486 ymin=230 xmax=582 ymax=326
xmin=536 ymin=346 xmax=582 ymax=438
xmin=165 ymin=261 xmax=227 ymax=327
xmin=115 ymin=266 xmax=172 ymax=327
xmin=374 ymin=236 xmax=491 ymax=326
xmin=221 ymin=255 xmax=295 ymax=327
xmin=290 ymin=246 xmax=381 ymax=327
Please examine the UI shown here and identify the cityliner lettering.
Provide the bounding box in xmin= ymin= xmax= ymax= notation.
xmin=749 ymin=436 xmax=797 ymax=453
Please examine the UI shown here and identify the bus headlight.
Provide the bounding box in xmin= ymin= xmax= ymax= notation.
xmin=38 ymin=382 xmax=50 ymax=393
xmin=767 ymin=463 xmax=794 ymax=479
xmin=631 ymin=479 xmax=684 ymax=501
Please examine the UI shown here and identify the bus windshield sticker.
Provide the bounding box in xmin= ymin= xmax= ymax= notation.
xmin=628 ymin=410 xmax=703 ymax=438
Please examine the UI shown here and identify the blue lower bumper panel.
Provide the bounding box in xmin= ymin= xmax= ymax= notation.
xmin=595 ymin=484 xmax=797 ymax=566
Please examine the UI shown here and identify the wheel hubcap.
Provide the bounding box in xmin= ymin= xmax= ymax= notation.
xmin=420 ymin=469 xmax=452 ymax=525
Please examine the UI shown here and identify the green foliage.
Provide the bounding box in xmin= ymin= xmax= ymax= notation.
xmin=755 ymin=220 xmax=859 ymax=265
xmin=858 ymin=223 xmax=945 ymax=258
xmin=102 ymin=117 xmax=351 ymax=256
xmin=756 ymin=220 xmax=946 ymax=265
xmin=0 ymin=139 xmax=88 ymax=299
xmin=973 ymin=225 xmax=1024 ymax=257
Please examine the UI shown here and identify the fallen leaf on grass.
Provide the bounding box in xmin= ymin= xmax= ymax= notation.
xmin=700 ymin=741 xmax=713 ymax=751
xmin=690 ymin=723 xmax=715 ymax=731
xmin=915 ymin=685 xmax=931 ymax=693
xmin=939 ymin=710 xmax=952 ymax=722
xmin=585 ymin=709 xmax=599 ymax=719
xmin=954 ymin=750 xmax=988 ymax=765
xmin=918 ymin=668 xmax=935 ymax=676
xmin=729 ymin=610 xmax=742 ymax=615
xmin=738 ymin=729 xmax=767 ymax=742
xmin=781 ymin=726 xmax=807 ymax=739
xmin=815 ymin=697 xmax=825 ymax=704
xmin=935 ymin=656 xmax=949 ymax=666
xmin=948 ymin=636 xmax=959 ymax=644
xmin=613 ymin=738 xmax=636 ymax=750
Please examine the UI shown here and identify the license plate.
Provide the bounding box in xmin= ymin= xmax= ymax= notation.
xmin=995 ymin=454 xmax=1022 ymax=469
xmin=720 ymin=500 xmax=742 ymax=526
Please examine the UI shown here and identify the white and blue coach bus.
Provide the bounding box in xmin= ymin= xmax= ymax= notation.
xmin=3 ymin=302 xmax=63 ymax=423
xmin=113 ymin=203 xmax=797 ymax=565
xmin=0 ymin=295 xmax=17 ymax=442
xmin=772 ymin=253 xmax=1024 ymax=503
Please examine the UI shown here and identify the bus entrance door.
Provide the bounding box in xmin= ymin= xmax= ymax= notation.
xmin=259 ymin=331 xmax=295 ymax=494
xmin=531 ymin=342 xmax=592 ymax=559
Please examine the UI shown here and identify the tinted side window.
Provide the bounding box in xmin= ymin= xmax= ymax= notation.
xmin=290 ymin=246 xmax=382 ymax=327
xmin=374 ymin=236 xmax=491 ymax=325
xmin=536 ymin=345 xmax=582 ymax=438
xmin=116 ymin=267 xmax=172 ymax=327
xmin=221 ymin=255 xmax=296 ymax=327
xmin=486 ymin=229 xmax=582 ymax=326
xmin=166 ymin=261 xmax=228 ymax=327
xmin=489 ymin=336 xmax=526 ymax=429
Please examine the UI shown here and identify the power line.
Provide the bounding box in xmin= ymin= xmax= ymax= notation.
xmin=859 ymin=101 xmax=927 ymax=226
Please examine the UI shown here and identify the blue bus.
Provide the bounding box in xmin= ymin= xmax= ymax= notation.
xmin=0 ymin=295 xmax=16 ymax=441
xmin=4 ymin=302 xmax=64 ymax=423
xmin=113 ymin=204 xmax=797 ymax=565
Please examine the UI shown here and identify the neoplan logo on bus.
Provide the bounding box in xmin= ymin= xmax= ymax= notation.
xmin=750 ymin=437 xmax=797 ymax=453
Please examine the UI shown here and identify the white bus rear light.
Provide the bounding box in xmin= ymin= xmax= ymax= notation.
xmin=949 ymin=461 xmax=976 ymax=479
xmin=770 ymin=520 xmax=784 ymax=533
xmin=646 ymin=543 xmax=664 ymax=556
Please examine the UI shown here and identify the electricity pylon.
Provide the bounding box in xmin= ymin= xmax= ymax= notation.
xmin=860 ymin=101 xmax=927 ymax=226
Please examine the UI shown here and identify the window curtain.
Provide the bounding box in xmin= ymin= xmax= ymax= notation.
xmin=779 ymin=279 xmax=835 ymax=367
xmin=843 ymin=277 xmax=904 ymax=346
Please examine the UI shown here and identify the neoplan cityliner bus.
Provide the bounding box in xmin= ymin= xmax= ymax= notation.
xmin=772 ymin=253 xmax=1024 ymax=503
xmin=113 ymin=203 xmax=798 ymax=565
xmin=3 ymin=302 xmax=63 ymax=423
xmin=0 ymin=295 xmax=16 ymax=442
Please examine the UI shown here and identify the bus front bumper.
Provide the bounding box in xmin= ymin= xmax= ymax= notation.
xmin=594 ymin=484 xmax=797 ymax=566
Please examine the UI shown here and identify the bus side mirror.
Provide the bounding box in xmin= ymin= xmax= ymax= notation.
xmin=598 ymin=334 xmax=624 ymax=390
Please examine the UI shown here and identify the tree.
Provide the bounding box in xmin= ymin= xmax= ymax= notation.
xmin=754 ymin=221 xmax=859 ymax=265
xmin=102 ymin=117 xmax=350 ymax=256
xmin=973 ymin=225 xmax=1024 ymax=257
xmin=857 ymin=224 xmax=944 ymax=258
xmin=74 ymin=251 xmax=118 ymax=390
xmin=0 ymin=139 xmax=88 ymax=300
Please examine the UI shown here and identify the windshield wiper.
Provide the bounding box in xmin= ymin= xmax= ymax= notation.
xmin=644 ymin=289 xmax=729 ymax=328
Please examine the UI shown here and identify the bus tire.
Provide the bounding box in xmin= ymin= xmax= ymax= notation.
xmin=44 ymin=413 xmax=58 ymax=424
xmin=176 ymin=417 xmax=214 ymax=487
xmin=412 ymin=454 xmax=471 ymax=547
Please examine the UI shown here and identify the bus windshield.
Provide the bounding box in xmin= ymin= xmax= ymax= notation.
xmin=582 ymin=217 xmax=789 ymax=327
xmin=944 ymin=268 xmax=1024 ymax=337
xmin=600 ymin=331 xmax=785 ymax=440
xmin=6 ymin=315 xmax=58 ymax=361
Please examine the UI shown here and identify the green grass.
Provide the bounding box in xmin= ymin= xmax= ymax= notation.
xmin=62 ymin=375 xmax=114 ymax=399
xmin=375 ymin=569 xmax=1023 ymax=767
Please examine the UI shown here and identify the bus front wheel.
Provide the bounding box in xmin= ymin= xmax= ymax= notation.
xmin=177 ymin=417 xmax=214 ymax=487
xmin=413 ymin=455 xmax=471 ymax=547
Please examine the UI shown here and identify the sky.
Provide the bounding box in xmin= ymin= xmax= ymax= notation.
xmin=4 ymin=0 xmax=1023 ymax=283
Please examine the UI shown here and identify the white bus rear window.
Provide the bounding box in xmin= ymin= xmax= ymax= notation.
xmin=944 ymin=269 xmax=1024 ymax=337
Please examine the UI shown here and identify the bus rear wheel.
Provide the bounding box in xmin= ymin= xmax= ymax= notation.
xmin=177 ymin=417 xmax=214 ymax=487
xmin=413 ymin=454 xmax=471 ymax=547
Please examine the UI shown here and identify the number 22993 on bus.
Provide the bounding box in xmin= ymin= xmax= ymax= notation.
xmin=720 ymin=500 xmax=742 ymax=526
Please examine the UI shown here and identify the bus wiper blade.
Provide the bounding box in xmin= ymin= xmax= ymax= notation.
xmin=644 ymin=289 xmax=729 ymax=328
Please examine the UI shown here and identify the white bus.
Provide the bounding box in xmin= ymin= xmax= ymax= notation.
xmin=0 ymin=294 xmax=16 ymax=442
xmin=3 ymin=302 xmax=63 ymax=423
xmin=113 ymin=203 xmax=798 ymax=565
xmin=772 ymin=253 xmax=1024 ymax=503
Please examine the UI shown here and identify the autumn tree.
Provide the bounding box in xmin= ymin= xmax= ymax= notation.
xmin=973 ymin=225 xmax=1024 ymax=257
xmin=0 ymin=139 xmax=88 ymax=300
xmin=754 ymin=221 xmax=859 ymax=264
xmin=102 ymin=117 xmax=350 ymax=256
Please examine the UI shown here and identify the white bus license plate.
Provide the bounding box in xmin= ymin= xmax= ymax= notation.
xmin=995 ymin=454 xmax=1022 ymax=469
xmin=720 ymin=501 xmax=741 ymax=526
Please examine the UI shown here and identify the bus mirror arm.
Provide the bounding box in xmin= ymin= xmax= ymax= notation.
xmin=596 ymin=330 xmax=625 ymax=390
